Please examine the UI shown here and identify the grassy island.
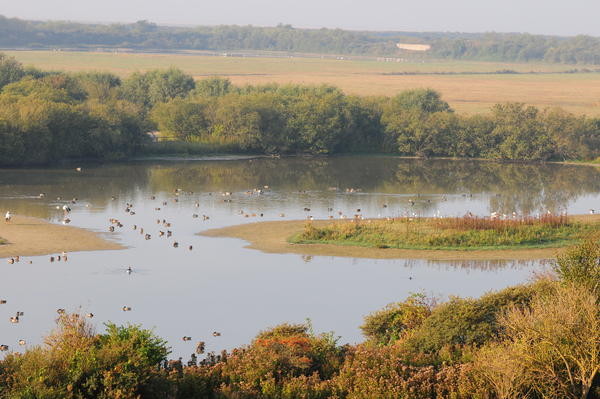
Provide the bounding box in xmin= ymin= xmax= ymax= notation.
xmin=292 ymin=214 xmax=600 ymax=251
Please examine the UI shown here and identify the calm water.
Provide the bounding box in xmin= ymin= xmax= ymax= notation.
xmin=1 ymin=156 xmax=599 ymax=358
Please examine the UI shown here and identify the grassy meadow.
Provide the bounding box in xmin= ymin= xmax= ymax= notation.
xmin=6 ymin=50 xmax=600 ymax=115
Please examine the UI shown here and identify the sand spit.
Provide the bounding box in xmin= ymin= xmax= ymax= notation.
xmin=0 ymin=215 xmax=123 ymax=258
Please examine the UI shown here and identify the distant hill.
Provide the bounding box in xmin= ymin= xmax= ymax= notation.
xmin=2 ymin=15 xmax=600 ymax=64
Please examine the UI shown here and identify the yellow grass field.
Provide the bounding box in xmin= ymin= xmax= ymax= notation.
xmin=6 ymin=50 xmax=600 ymax=115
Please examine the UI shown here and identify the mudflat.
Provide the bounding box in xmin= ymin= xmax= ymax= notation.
xmin=200 ymin=215 xmax=600 ymax=261
xmin=0 ymin=215 xmax=123 ymax=258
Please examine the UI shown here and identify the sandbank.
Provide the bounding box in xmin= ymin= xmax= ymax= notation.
xmin=0 ymin=215 xmax=123 ymax=258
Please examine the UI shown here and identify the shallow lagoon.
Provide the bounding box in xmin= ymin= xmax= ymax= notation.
xmin=1 ymin=156 xmax=599 ymax=358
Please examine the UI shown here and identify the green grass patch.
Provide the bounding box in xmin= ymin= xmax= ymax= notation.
xmin=290 ymin=216 xmax=600 ymax=251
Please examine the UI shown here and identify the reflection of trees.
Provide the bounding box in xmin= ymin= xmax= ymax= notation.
xmin=148 ymin=157 xmax=600 ymax=215
xmin=0 ymin=165 xmax=151 ymax=218
xmin=0 ymin=157 xmax=598 ymax=219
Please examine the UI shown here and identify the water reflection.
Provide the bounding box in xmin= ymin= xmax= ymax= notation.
xmin=0 ymin=156 xmax=598 ymax=358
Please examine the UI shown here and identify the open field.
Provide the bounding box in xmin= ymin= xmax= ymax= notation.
xmin=0 ymin=215 xmax=123 ymax=257
xmin=6 ymin=50 xmax=600 ymax=115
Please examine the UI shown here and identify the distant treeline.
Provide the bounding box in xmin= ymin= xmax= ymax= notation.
xmin=3 ymin=15 xmax=600 ymax=64
xmin=0 ymin=53 xmax=599 ymax=166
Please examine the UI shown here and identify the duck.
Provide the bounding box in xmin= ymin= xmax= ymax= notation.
xmin=122 ymin=306 xmax=131 ymax=312
xmin=196 ymin=341 xmax=206 ymax=354
xmin=173 ymin=242 xmax=179 ymax=248
xmin=182 ymin=336 xmax=192 ymax=342
xmin=57 ymin=309 xmax=65 ymax=314
xmin=126 ymin=266 xmax=132 ymax=274
xmin=0 ymin=300 xmax=6 ymax=304
xmin=86 ymin=313 xmax=94 ymax=318
xmin=0 ymin=345 xmax=8 ymax=351
xmin=212 ymin=331 xmax=221 ymax=337
xmin=18 ymin=339 xmax=26 ymax=345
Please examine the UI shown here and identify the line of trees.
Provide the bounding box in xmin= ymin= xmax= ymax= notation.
xmin=4 ymin=15 xmax=600 ymax=64
xmin=1 ymin=240 xmax=598 ymax=398
xmin=1 ymin=53 xmax=599 ymax=165
xmin=151 ymin=78 xmax=600 ymax=161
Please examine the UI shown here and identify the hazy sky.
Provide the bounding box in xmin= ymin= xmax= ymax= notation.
xmin=2 ymin=0 xmax=598 ymax=36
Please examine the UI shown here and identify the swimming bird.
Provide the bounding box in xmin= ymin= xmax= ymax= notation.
xmin=0 ymin=300 xmax=6 ymax=304
xmin=173 ymin=242 xmax=179 ymax=248
xmin=127 ymin=266 xmax=132 ymax=274
xmin=182 ymin=336 xmax=192 ymax=341
xmin=0 ymin=345 xmax=8 ymax=351
xmin=18 ymin=339 xmax=26 ymax=345
xmin=122 ymin=306 xmax=131 ymax=312
xmin=57 ymin=309 xmax=65 ymax=314
xmin=86 ymin=313 xmax=94 ymax=318
xmin=212 ymin=331 xmax=221 ymax=337
xmin=196 ymin=341 xmax=205 ymax=354
xmin=75 ymin=167 xmax=82 ymax=172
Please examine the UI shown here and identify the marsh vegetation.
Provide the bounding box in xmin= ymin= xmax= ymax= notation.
xmin=295 ymin=214 xmax=600 ymax=250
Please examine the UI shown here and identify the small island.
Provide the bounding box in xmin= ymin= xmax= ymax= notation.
xmin=293 ymin=214 xmax=599 ymax=250
xmin=201 ymin=214 xmax=600 ymax=260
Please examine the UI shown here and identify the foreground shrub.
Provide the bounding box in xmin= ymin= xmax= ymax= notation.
xmin=360 ymin=293 xmax=434 ymax=345
xmin=402 ymin=279 xmax=555 ymax=357
xmin=554 ymin=238 xmax=600 ymax=294
xmin=0 ymin=314 xmax=170 ymax=398
xmin=481 ymin=284 xmax=600 ymax=399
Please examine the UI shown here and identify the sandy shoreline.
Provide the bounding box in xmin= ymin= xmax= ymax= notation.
xmin=0 ymin=215 xmax=124 ymax=258
xmin=199 ymin=215 xmax=600 ymax=261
